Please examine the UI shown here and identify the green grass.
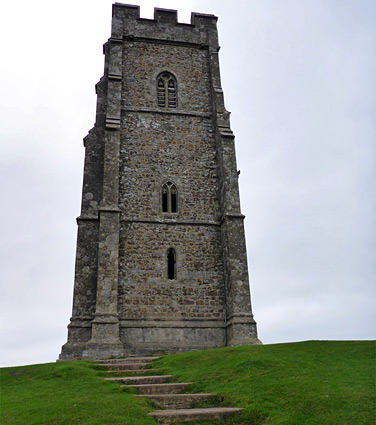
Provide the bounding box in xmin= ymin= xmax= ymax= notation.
xmin=0 ymin=361 xmax=155 ymax=425
xmin=153 ymin=340 xmax=375 ymax=425
xmin=1 ymin=341 xmax=375 ymax=424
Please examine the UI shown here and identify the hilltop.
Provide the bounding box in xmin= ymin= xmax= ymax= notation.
xmin=1 ymin=341 xmax=374 ymax=424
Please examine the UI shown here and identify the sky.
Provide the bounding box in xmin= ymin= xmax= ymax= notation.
xmin=1 ymin=0 xmax=375 ymax=367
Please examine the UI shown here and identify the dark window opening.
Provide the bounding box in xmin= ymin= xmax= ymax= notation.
xmin=161 ymin=182 xmax=178 ymax=213
xmin=171 ymin=193 xmax=177 ymax=213
xmin=171 ymin=185 xmax=177 ymax=213
xmin=167 ymin=248 xmax=176 ymax=280
xmin=162 ymin=184 xmax=168 ymax=212
xmin=157 ymin=72 xmax=177 ymax=108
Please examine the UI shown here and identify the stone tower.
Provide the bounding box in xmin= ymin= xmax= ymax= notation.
xmin=59 ymin=3 xmax=260 ymax=360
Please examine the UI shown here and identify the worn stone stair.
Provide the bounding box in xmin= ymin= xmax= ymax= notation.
xmin=149 ymin=407 xmax=243 ymax=424
xmin=101 ymin=362 xmax=152 ymax=370
xmin=99 ymin=355 xmax=242 ymax=424
xmin=97 ymin=356 xmax=160 ymax=364
xmin=134 ymin=393 xmax=215 ymax=409
xmin=106 ymin=368 xmax=160 ymax=374
xmin=105 ymin=375 xmax=173 ymax=385
xmin=128 ymin=382 xmax=193 ymax=394
xmin=99 ymin=356 xmax=159 ymax=374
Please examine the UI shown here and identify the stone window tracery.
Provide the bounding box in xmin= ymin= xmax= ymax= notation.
xmin=157 ymin=72 xmax=177 ymax=108
xmin=162 ymin=182 xmax=178 ymax=213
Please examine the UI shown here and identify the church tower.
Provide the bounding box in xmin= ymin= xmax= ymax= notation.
xmin=59 ymin=4 xmax=260 ymax=360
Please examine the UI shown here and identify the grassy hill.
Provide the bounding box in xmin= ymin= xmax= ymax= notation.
xmin=1 ymin=341 xmax=374 ymax=424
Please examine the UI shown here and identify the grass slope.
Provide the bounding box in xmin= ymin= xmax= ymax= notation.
xmin=1 ymin=361 xmax=155 ymax=425
xmin=1 ymin=341 xmax=374 ymax=425
xmin=154 ymin=340 xmax=375 ymax=425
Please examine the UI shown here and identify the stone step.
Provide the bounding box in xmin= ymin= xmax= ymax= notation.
xmin=105 ymin=375 xmax=173 ymax=385
xmin=100 ymin=362 xmax=151 ymax=370
xmin=135 ymin=393 xmax=215 ymax=409
xmin=106 ymin=368 xmax=160 ymax=374
xmin=97 ymin=356 xmax=160 ymax=364
xmin=127 ymin=383 xmax=192 ymax=394
xmin=149 ymin=407 xmax=242 ymax=424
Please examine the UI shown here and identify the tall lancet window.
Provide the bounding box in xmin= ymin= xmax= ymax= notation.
xmin=157 ymin=72 xmax=177 ymax=108
xmin=167 ymin=248 xmax=176 ymax=280
xmin=162 ymin=182 xmax=178 ymax=213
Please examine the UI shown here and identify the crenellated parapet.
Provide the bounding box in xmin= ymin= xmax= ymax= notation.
xmin=110 ymin=4 xmax=218 ymax=49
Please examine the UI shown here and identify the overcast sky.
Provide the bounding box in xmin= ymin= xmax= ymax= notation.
xmin=1 ymin=0 xmax=375 ymax=367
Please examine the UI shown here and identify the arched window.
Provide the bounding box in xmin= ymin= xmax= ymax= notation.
xmin=162 ymin=182 xmax=178 ymax=213
xmin=167 ymin=248 xmax=176 ymax=280
xmin=157 ymin=72 xmax=177 ymax=108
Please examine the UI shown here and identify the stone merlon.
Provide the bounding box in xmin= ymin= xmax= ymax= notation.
xmin=112 ymin=3 xmax=218 ymax=27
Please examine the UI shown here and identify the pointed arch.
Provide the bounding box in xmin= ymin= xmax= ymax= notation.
xmin=161 ymin=181 xmax=178 ymax=213
xmin=157 ymin=72 xmax=177 ymax=108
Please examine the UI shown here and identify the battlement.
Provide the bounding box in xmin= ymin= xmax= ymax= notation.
xmin=154 ymin=8 xmax=177 ymax=24
xmin=112 ymin=3 xmax=217 ymax=27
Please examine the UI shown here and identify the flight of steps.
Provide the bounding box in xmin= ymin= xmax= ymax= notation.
xmin=99 ymin=356 xmax=242 ymax=424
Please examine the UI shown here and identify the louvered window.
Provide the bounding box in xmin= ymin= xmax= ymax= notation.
xmin=157 ymin=72 xmax=177 ymax=108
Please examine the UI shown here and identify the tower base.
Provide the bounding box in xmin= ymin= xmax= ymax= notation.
xmin=226 ymin=314 xmax=262 ymax=346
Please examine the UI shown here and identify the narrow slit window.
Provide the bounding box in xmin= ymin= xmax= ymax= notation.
xmin=161 ymin=182 xmax=178 ymax=213
xmin=167 ymin=248 xmax=176 ymax=280
xmin=157 ymin=79 xmax=166 ymax=108
xmin=171 ymin=185 xmax=177 ymax=213
xmin=162 ymin=184 xmax=168 ymax=212
xmin=157 ymin=72 xmax=177 ymax=108
xmin=168 ymin=80 xmax=176 ymax=108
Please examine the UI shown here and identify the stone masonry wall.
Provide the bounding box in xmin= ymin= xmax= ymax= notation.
xmin=122 ymin=42 xmax=211 ymax=113
xmin=118 ymin=222 xmax=225 ymax=320
xmin=117 ymin=37 xmax=225 ymax=350
xmin=119 ymin=113 xmax=219 ymax=221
